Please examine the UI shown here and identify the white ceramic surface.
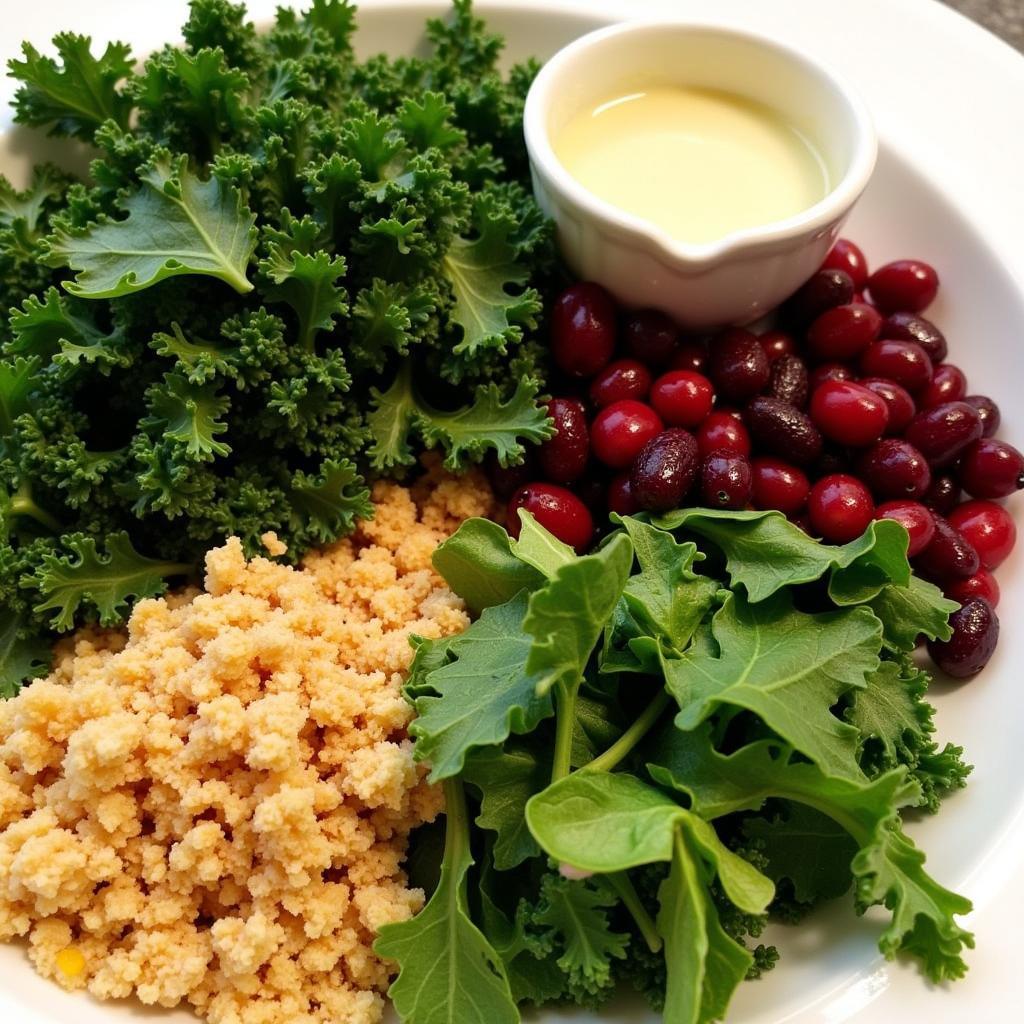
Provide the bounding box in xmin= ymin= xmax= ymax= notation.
xmin=1 ymin=2 xmax=1023 ymax=1023
xmin=523 ymin=21 xmax=876 ymax=328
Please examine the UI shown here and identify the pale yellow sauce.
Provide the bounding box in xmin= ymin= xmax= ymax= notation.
xmin=555 ymin=86 xmax=830 ymax=245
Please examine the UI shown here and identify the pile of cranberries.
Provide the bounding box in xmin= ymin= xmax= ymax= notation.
xmin=492 ymin=240 xmax=1021 ymax=678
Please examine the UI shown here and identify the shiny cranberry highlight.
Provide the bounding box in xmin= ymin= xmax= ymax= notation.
xmin=701 ymin=452 xmax=753 ymax=509
xmin=767 ymin=355 xmax=809 ymax=408
xmin=964 ymin=395 xmax=1000 ymax=438
xmin=670 ymin=342 xmax=709 ymax=373
xmin=745 ymin=397 xmax=823 ymax=466
xmin=918 ymin=364 xmax=967 ymax=410
xmin=786 ymin=269 xmax=855 ymax=326
xmin=758 ymin=330 xmax=797 ymax=362
xmin=697 ymin=411 xmax=751 ymax=458
xmin=857 ymin=439 xmax=932 ymax=499
xmin=881 ymin=312 xmax=947 ymax=363
xmin=875 ymin=500 xmax=936 ymax=557
xmin=927 ymin=598 xmax=999 ymax=678
xmin=630 ymin=429 xmax=700 ymax=513
xmin=807 ymin=303 xmax=882 ymax=361
xmin=538 ymin=398 xmax=590 ymax=484
xmin=945 ymin=570 xmax=1000 ymax=610
xmin=591 ymin=400 xmax=664 ymax=470
xmin=508 ymin=483 xmax=594 ymax=552
xmin=588 ymin=359 xmax=653 ymax=409
xmin=751 ymin=457 xmax=810 ymax=514
xmin=904 ymin=401 xmax=984 ymax=467
xmin=923 ymin=474 xmax=962 ymax=515
xmin=607 ymin=473 xmax=639 ymax=517
xmin=808 ymin=362 xmax=855 ymax=392
xmin=821 ymin=238 xmax=869 ymax=289
xmin=550 ymin=282 xmax=616 ymax=377
xmin=958 ymin=439 xmax=1024 ymax=498
xmin=915 ymin=515 xmax=980 ymax=580
xmin=859 ymin=339 xmax=933 ymax=393
xmin=859 ymin=377 xmax=917 ymax=435
xmin=948 ymin=500 xmax=1017 ymax=570
xmin=868 ymin=259 xmax=939 ymax=313
xmin=708 ymin=328 xmax=770 ymax=403
xmin=650 ymin=370 xmax=715 ymax=428
xmin=808 ymin=474 xmax=875 ymax=544
xmin=810 ymin=380 xmax=889 ymax=447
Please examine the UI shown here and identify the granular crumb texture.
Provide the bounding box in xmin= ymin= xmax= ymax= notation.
xmin=0 ymin=466 xmax=495 ymax=1024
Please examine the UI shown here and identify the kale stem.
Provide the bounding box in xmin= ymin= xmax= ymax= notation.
xmin=441 ymin=776 xmax=469 ymax=864
xmin=584 ymin=690 xmax=672 ymax=775
xmin=606 ymin=871 xmax=662 ymax=954
xmin=550 ymin=680 xmax=577 ymax=783
xmin=9 ymin=483 xmax=63 ymax=534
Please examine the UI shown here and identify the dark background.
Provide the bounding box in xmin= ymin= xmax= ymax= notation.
xmin=945 ymin=0 xmax=1023 ymax=50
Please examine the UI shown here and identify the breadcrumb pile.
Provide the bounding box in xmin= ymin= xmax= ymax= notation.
xmin=0 ymin=467 xmax=495 ymax=1024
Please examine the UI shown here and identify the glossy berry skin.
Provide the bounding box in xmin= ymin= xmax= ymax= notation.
xmin=630 ymin=429 xmax=700 ymax=513
xmin=875 ymin=500 xmax=936 ymax=557
xmin=948 ymin=500 xmax=1017 ymax=570
xmin=751 ymin=457 xmax=810 ymax=514
xmin=808 ymin=474 xmax=875 ymax=544
xmin=697 ymin=411 xmax=751 ymax=458
xmin=607 ymin=473 xmax=639 ymax=517
xmin=964 ymin=395 xmax=1000 ymax=438
xmin=589 ymin=359 xmax=653 ymax=408
xmin=624 ymin=309 xmax=678 ymax=365
xmin=767 ymin=355 xmax=809 ymax=408
xmin=701 ymin=452 xmax=753 ymax=509
xmin=670 ymin=342 xmax=709 ymax=373
xmin=808 ymin=361 xmax=855 ymax=392
xmin=745 ymin=397 xmax=823 ymax=466
xmin=508 ymin=483 xmax=594 ymax=552
xmin=903 ymin=401 xmax=984 ymax=467
xmin=708 ymin=328 xmax=771 ymax=403
xmin=927 ymin=598 xmax=999 ymax=678
xmin=880 ymin=312 xmax=948 ymax=363
xmin=958 ymin=439 xmax=1024 ymax=498
xmin=859 ymin=339 xmax=933 ymax=393
xmin=867 ymin=259 xmax=940 ymax=313
xmin=918 ymin=364 xmax=967 ymax=410
xmin=945 ymin=569 xmax=1000 ymax=610
xmin=923 ymin=474 xmax=962 ymax=515
xmin=786 ymin=268 xmax=855 ymax=326
xmin=856 ymin=439 xmax=932 ymax=499
xmin=859 ymin=377 xmax=917 ymax=435
xmin=539 ymin=398 xmax=590 ymax=484
xmin=550 ymin=283 xmax=616 ymax=377
xmin=806 ymin=303 xmax=882 ymax=361
xmin=809 ymin=380 xmax=889 ymax=447
xmin=650 ymin=370 xmax=715 ymax=428
xmin=758 ymin=330 xmax=797 ymax=362
xmin=821 ymin=238 xmax=869 ymax=289
xmin=591 ymin=400 xmax=663 ymax=470
xmin=915 ymin=515 xmax=980 ymax=580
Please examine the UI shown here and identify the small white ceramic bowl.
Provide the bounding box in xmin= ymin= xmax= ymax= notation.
xmin=523 ymin=21 xmax=878 ymax=330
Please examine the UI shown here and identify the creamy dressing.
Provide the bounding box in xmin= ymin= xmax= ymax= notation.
xmin=555 ymin=86 xmax=830 ymax=245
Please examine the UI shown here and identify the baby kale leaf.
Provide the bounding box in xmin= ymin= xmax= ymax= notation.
xmin=864 ymin=575 xmax=958 ymax=651
xmin=0 ymin=607 xmax=50 ymax=697
xmin=287 ymin=458 xmax=371 ymax=546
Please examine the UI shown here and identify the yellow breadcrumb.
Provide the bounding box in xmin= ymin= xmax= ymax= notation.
xmin=0 ymin=466 xmax=495 ymax=1024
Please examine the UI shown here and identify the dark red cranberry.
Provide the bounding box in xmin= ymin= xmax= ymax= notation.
xmin=810 ymin=380 xmax=889 ymax=447
xmin=875 ymin=500 xmax=936 ymax=557
xmin=813 ymin=445 xmax=850 ymax=478
xmin=487 ymin=451 xmax=537 ymax=499
xmin=859 ymin=339 xmax=933 ymax=393
xmin=758 ymin=330 xmax=797 ymax=362
xmin=650 ymin=370 xmax=715 ymax=428
xmin=963 ymin=395 xmax=1000 ymax=438
xmin=948 ymin=500 xmax=1017 ymax=570
xmin=630 ymin=429 xmax=699 ymax=513
xmin=766 ymin=355 xmax=809 ymax=408
xmin=591 ymin=400 xmax=663 ymax=470
xmin=697 ymin=411 xmax=751 ymax=458
xmin=859 ymin=377 xmax=916 ymax=435
xmin=670 ymin=341 xmax=709 ymax=373
xmin=927 ymin=598 xmax=999 ymax=678
xmin=745 ymin=397 xmax=823 ymax=466
xmin=751 ymin=457 xmax=809 ymax=514
xmin=808 ymin=474 xmax=875 ymax=543
xmin=623 ymin=310 xmax=678 ymax=366
xmin=508 ymin=483 xmax=594 ymax=552
xmin=915 ymin=515 xmax=980 ymax=580
xmin=867 ymin=260 xmax=939 ymax=313
xmin=821 ymin=238 xmax=869 ymax=289
xmin=708 ymin=328 xmax=770 ymax=403
xmin=880 ymin=312 xmax=947 ymax=363
xmin=904 ymin=401 xmax=984 ymax=467
xmin=958 ymin=439 xmax=1024 ymax=499
xmin=550 ymin=283 xmax=616 ymax=377
xmin=923 ymin=474 xmax=962 ymax=514
xmin=808 ymin=362 xmax=856 ymax=392
xmin=607 ymin=472 xmax=639 ymax=517
xmin=856 ymin=439 xmax=931 ymax=499
xmin=918 ymin=364 xmax=967 ymax=410
xmin=589 ymin=359 xmax=653 ymax=409
xmin=785 ymin=268 xmax=855 ymax=326
xmin=807 ymin=303 xmax=882 ymax=361
xmin=538 ymin=398 xmax=590 ymax=484
xmin=945 ymin=569 xmax=1000 ymax=610
xmin=701 ymin=452 xmax=753 ymax=509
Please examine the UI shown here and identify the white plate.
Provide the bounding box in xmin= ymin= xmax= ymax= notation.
xmin=2 ymin=1 xmax=1023 ymax=1022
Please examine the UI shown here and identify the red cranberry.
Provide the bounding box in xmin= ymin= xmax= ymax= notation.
xmin=963 ymin=395 xmax=1000 ymax=438
xmin=856 ymin=439 xmax=931 ymax=499
xmin=670 ymin=341 xmax=709 ymax=373
xmin=591 ymin=400 xmax=663 ymax=470
xmin=810 ymin=380 xmax=889 ymax=447
xmin=650 ymin=370 xmax=715 ymax=428
xmin=958 ymin=439 xmax=1024 ymax=499
xmin=875 ymin=500 xmax=936 ymax=557
xmin=948 ymin=500 xmax=1017 ymax=570
xmin=808 ymin=362 xmax=855 ymax=392
xmin=859 ymin=339 xmax=933 ymax=393
xmin=550 ymin=283 xmax=616 ymax=377
xmin=745 ymin=397 xmax=823 ymax=466
xmin=858 ymin=377 xmax=916 ymax=435
xmin=915 ymin=516 xmax=980 ymax=580
xmin=880 ymin=312 xmax=947 ymax=363
xmin=607 ymin=472 xmax=639 ymax=517
xmin=508 ymin=483 xmax=594 ymax=552
xmin=630 ymin=429 xmax=699 ymax=513
xmin=708 ymin=328 xmax=770 ymax=403
xmin=927 ymin=598 xmax=999 ymax=678
xmin=945 ymin=569 xmax=1000 ymax=610
xmin=767 ymin=355 xmax=809 ymax=408
xmin=785 ymin=269 xmax=855 ymax=326
xmin=487 ymin=451 xmax=537 ymax=499
xmin=697 ymin=411 xmax=751 ymax=458
xmin=808 ymin=474 xmax=875 ymax=543
xmin=918 ymin=364 xmax=967 ymax=410
xmin=904 ymin=401 xmax=984 ymax=468
xmin=868 ymin=260 xmax=939 ymax=313
xmin=821 ymin=238 xmax=869 ymax=289
xmin=701 ymin=452 xmax=753 ymax=510
xmin=539 ymin=398 xmax=590 ymax=484
xmin=758 ymin=330 xmax=797 ymax=362
xmin=807 ymin=303 xmax=882 ymax=361
xmin=624 ymin=310 xmax=678 ymax=365
xmin=589 ymin=359 xmax=652 ymax=409
xmin=923 ymin=474 xmax=962 ymax=515
xmin=751 ymin=457 xmax=809 ymax=514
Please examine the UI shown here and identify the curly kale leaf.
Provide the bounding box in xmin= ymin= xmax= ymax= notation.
xmin=287 ymin=458 xmax=371 ymax=546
